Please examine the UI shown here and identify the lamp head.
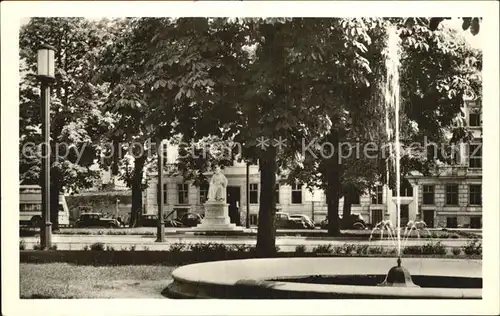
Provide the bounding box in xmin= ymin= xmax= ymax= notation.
xmin=37 ymin=44 xmax=56 ymax=82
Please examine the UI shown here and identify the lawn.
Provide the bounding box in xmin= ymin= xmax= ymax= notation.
xmin=20 ymin=263 xmax=175 ymax=298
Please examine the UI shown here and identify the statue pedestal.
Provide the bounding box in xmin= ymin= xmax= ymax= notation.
xmin=194 ymin=201 xmax=244 ymax=231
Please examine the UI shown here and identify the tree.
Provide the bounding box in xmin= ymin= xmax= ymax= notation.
xmin=19 ymin=18 xmax=115 ymax=230
xmin=404 ymin=17 xmax=482 ymax=35
xmin=222 ymin=18 xmax=375 ymax=251
xmin=98 ymin=18 xmax=241 ymax=226
xmin=283 ymin=18 xmax=481 ymax=235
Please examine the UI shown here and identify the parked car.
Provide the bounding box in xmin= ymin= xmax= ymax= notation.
xmin=141 ymin=214 xmax=183 ymax=227
xmin=289 ymin=214 xmax=315 ymax=229
xmin=140 ymin=214 xmax=160 ymax=227
xmin=320 ymin=214 xmax=366 ymax=230
xmin=165 ymin=219 xmax=183 ymax=227
xmin=275 ymin=212 xmax=308 ymax=229
xmin=75 ymin=213 xmax=120 ymax=228
xmin=177 ymin=212 xmax=204 ymax=227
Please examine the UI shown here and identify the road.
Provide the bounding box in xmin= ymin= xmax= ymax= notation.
xmin=22 ymin=234 xmax=475 ymax=251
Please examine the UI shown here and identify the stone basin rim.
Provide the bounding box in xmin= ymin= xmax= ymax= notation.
xmin=167 ymin=257 xmax=482 ymax=299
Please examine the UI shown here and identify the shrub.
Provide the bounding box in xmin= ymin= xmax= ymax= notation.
xmin=295 ymin=245 xmax=306 ymax=254
xmin=451 ymin=247 xmax=462 ymax=255
xmin=422 ymin=242 xmax=446 ymax=255
xmin=368 ymin=246 xmax=385 ymax=254
xmin=232 ymin=244 xmax=253 ymax=252
xmin=128 ymin=245 xmax=136 ymax=251
xmin=402 ymin=245 xmax=422 ymax=255
xmin=169 ymin=243 xmax=187 ymax=252
xmin=355 ymin=244 xmax=369 ymax=255
xmin=32 ymin=243 xmax=42 ymax=250
xmin=105 ymin=245 xmax=115 ymax=251
xmin=89 ymin=242 xmax=105 ymax=251
xmin=312 ymin=244 xmax=332 ymax=254
xmin=463 ymin=239 xmax=482 ymax=255
xmin=48 ymin=244 xmax=58 ymax=251
xmin=403 ymin=242 xmax=446 ymax=255
xmin=188 ymin=242 xmax=229 ymax=253
xmin=333 ymin=246 xmax=343 ymax=255
xmin=450 ymin=234 xmax=460 ymax=239
xmin=342 ymin=243 xmax=356 ymax=255
xmin=20 ymin=239 xmax=26 ymax=250
xmin=83 ymin=245 xmax=90 ymax=251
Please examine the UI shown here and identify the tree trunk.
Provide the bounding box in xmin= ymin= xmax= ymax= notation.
xmin=129 ymin=155 xmax=146 ymax=227
xmin=50 ymin=181 xmax=61 ymax=232
xmin=341 ymin=192 xmax=353 ymax=229
xmin=325 ymin=129 xmax=341 ymax=236
xmin=256 ymin=147 xmax=277 ymax=257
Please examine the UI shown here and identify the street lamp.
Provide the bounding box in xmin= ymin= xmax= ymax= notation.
xmin=156 ymin=139 xmax=165 ymax=242
xmin=37 ymin=44 xmax=55 ymax=250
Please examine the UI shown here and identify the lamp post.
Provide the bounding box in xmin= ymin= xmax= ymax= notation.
xmin=37 ymin=44 xmax=55 ymax=250
xmin=156 ymin=138 xmax=165 ymax=242
xmin=245 ymin=162 xmax=250 ymax=229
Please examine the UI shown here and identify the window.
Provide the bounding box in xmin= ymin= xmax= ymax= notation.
xmin=199 ymin=183 xmax=209 ymax=204
xmin=450 ymin=146 xmax=460 ymax=164
xmin=275 ymin=184 xmax=280 ymax=204
xmin=446 ymin=184 xmax=459 ymax=205
xmin=163 ymin=183 xmax=168 ymax=204
xmin=469 ymin=111 xmax=481 ymax=127
xmin=446 ymin=217 xmax=458 ymax=228
xmin=470 ymin=216 xmax=482 ymax=229
xmin=426 ymin=144 xmax=437 ymax=161
xmin=20 ymin=203 xmax=41 ymax=212
xmin=177 ymin=183 xmax=189 ymax=204
xmin=291 ymin=184 xmax=302 ymax=204
xmin=423 ymin=185 xmax=435 ymax=205
xmin=469 ymin=144 xmax=482 ymax=168
xmin=249 ymin=214 xmax=258 ymax=225
xmin=351 ymin=192 xmax=360 ymax=205
xmin=371 ymin=186 xmax=383 ymax=204
xmin=469 ymin=184 xmax=482 ymax=205
xmin=400 ymin=179 xmax=413 ymax=197
xmin=371 ymin=209 xmax=383 ymax=225
xmin=249 ymin=183 xmax=259 ymax=204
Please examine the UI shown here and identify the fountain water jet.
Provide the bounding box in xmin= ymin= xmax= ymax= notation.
xmin=377 ymin=24 xmax=417 ymax=287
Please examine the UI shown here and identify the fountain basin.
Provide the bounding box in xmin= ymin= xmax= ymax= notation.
xmin=164 ymin=257 xmax=481 ymax=299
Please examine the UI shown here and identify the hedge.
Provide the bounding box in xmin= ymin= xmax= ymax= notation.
xmin=20 ymin=249 xmax=481 ymax=266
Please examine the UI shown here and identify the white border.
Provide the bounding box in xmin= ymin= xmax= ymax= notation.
xmin=2 ymin=1 xmax=499 ymax=316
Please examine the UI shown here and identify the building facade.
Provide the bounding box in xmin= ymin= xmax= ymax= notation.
xmin=144 ymin=100 xmax=481 ymax=229
xmin=406 ymin=98 xmax=482 ymax=228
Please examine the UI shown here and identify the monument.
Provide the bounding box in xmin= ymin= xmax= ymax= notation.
xmin=194 ymin=166 xmax=244 ymax=231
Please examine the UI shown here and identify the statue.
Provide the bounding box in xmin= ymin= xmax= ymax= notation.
xmin=207 ymin=165 xmax=227 ymax=203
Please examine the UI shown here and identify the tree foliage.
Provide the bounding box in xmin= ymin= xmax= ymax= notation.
xmin=19 ymin=18 xmax=115 ymax=229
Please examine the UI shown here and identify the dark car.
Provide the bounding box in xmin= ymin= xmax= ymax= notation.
xmin=276 ymin=212 xmax=308 ymax=229
xmin=177 ymin=212 xmax=204 ymax=227
xmin=320 ymin=214 xmax=366 ymax=230
xmin=141 ymin=214 xmax=183 ymax=227
xmin=140 ymin=214 xmax=159 ymax=227
xmin=289 ymin=214 xmax=315 ymax=229
xmin=75 ymin=213 xmax=120 ymax=228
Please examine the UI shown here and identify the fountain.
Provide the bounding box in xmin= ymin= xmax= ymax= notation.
xmin=162 ymin=25 xmax=482 ymax=299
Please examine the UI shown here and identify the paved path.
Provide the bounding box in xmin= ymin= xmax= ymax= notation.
xmin=22 ymin=234 xmax=474 ymax=251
